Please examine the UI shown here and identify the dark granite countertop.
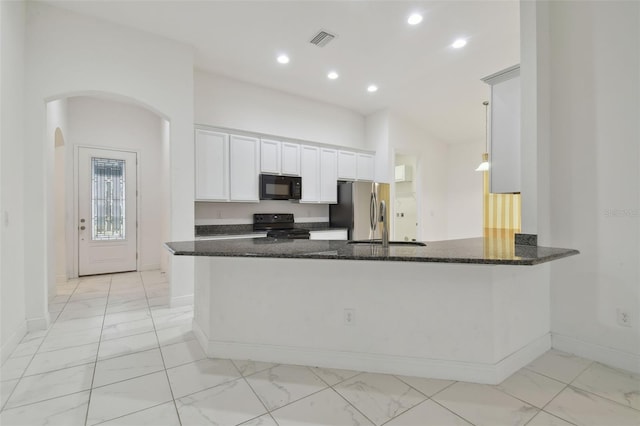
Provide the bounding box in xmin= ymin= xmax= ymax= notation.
xmin=164 ymin=237 xmax=579 ymax=266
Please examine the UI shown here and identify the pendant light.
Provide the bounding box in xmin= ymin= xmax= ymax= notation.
xmin=475 ymin=101 xmax=490 ymax=171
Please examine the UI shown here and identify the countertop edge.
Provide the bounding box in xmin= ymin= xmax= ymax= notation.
xmin=164 ymin=242 xmax=580 ymax=266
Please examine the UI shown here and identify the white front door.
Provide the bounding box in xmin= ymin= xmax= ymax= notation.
xmin=78 ymin=147 xmax=137 ymax=276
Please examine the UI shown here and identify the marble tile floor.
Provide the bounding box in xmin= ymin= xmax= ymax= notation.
xmin=1 ymin=271 xmax=639 ymax=426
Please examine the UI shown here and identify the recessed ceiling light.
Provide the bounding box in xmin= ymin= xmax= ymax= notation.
xmin=367 ymin=85 xmax=378 ymax=93
xmin=407 ymin=13 xmax=423 ymax=25
xmin=452 ymin=39 xmax=467 ymax=49
xmin=277 ymin=54 xmax=290 ymax=64
xmin=327 ymin=71 xmax=339 ymax=80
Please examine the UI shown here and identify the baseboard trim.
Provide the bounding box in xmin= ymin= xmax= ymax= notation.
xmin=0 ymin=321 xmax=28 ymax=364
xmin=192 ymin=320 xmax=208 ymax=354
xmin=552 ymin=333 xmax=640 ymax=374
xmin=192 ymin=328 xmax=550 ymax=385
xmin=139 ymin=263 xmax=161 ymax=272
xmin=26 ymin=315 xmax=50 ymax=332
xmin=495 ymin=333 xmax=551 ymax=381
xmin=170 ymin=294 xmax=194 ymax=308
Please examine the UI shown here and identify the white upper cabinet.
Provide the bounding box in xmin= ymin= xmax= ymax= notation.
xmin=229 ymin=134 xmax=260 ymax=202
xmin=338 ymin=150 xmax=375 ymax=182
xmin=300 ymin=145 xmax=320 ymax=203
xmin=195 ymin=129 xmax=229 ymax=201
xmin=302 ymin=146 xmax=337 ymax=204
xmin=356 ymin=153 xmax=375 ymax=181
xmin=482 ymin=65 xmax=521 ymax=194
xmin=320 ymin=148 xmax=338 ymax=203
xmin=281 ymin=142 xmax=301 ymax=176
xmin=260 ymin=139 xmax=281 ymax=174
xmin=196 ymin=126 xmax=373 ymax=203
xmin=260 ymin=139 xmax=300 ymax=176
xmin=337 ymin=150 xmax=357 ymax=180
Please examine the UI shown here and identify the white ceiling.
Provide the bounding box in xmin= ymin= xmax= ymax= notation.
xmin=45 ymin=0 xmax=520 ymax=144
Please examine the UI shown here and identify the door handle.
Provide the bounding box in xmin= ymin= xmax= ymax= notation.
xmin=370 ymin=192 xmax=378 ymax=232
xmin=80 ymin=226 xmax=86 ymax=230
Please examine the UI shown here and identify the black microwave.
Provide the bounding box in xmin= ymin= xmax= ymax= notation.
xmin=259 ymin=174 xmax=302 ymax=200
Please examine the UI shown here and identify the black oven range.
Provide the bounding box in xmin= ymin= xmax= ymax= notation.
xmin=253 ymin=213 xmax=310 ymax=239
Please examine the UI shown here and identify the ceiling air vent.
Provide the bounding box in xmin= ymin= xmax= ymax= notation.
xmin=309 ymin=30 xmax=336 ymax=47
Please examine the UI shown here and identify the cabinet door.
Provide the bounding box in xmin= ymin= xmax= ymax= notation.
xmin=300 ymin=145 xmax=320 ymax=203
xmin=260 ymin=139 xmax=281 ymax=174
xmin=356 ymin=153 xmax=375 ymax=181
xmin=490 ymin=74 xmax=521 ymax=193
xmin=195 ymin=129 xmax=229 ymax=201
xmin=320 ymin=148 xmax=338 ymax=203
xmin=281 ymin=142 xmax=300 ymax=176
xmin=309 ymin=229 xmax=348 ymax=240
xmin=229 ymin=135 xmax=260 ymax=202
xmin=338 ymin=150 xmax=357 ymax=180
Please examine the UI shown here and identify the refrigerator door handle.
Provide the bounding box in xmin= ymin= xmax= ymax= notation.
xmin=370 ymin=191 xmax=378 ymax=232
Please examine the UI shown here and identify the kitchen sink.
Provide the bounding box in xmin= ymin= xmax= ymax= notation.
xmin=347 ymin=240 xmax=426 ymax=246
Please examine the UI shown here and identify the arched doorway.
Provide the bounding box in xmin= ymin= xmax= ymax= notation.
xmin=48 ymin=94 xmax=171 ymax=297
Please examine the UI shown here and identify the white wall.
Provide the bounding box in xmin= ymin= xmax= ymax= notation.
xmin=196 ymin=201 xmax=328 ymax=226
xmin=540 ymin=1 xmax=640 ymax=372
xmin=66 ymin=96 xmax=165 ymax=272
xmin=160 ymin=119 xmax=171 ymax=273
xmin=365 ymin=109 xmax=391 ymax=183
xmin=520 ymin=0 xmax=547 ymax=237
xmin=446 ymin=141 xmax=484 ymax=239
xmin=195 ymin=71 xmax=365 ymax=149
xmin=394 ymin=154 xmax=418 ymax=241
xmin=1 ymin=0 xmax=27 ymax=362
xmin=24 ymin=2 xmax=195 ymax=316
xmin=48 ymin=98 xmax=68 ymax=293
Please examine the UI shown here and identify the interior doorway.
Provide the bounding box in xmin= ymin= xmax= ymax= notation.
xmin=77 ymin=147 xmax=137 ymax=276
xmin=393 ymin=153 xmax=418 ymax=241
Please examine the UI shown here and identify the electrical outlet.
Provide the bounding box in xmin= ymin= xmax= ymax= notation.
xmin=344 ymin=308 xmax=356 ymax=326
xmin=617 ymin=309 xmax=632 ymax=327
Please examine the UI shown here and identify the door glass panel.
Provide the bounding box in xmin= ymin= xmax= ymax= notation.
xmin=92 ymin=157 xmax=126 ymax=241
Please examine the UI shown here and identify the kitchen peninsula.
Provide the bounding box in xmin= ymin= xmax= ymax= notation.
xmin=165 ymin=237 xmax=578 ymax=384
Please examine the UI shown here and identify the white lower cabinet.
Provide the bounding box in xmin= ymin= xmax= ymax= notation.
xmin=197 ymin=233 xmax=267 ymax=241
xmin=309 ymin=229 xmax=348 ymax=240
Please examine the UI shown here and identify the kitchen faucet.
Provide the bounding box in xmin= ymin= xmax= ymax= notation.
xmin=379 ymin=200 xmax=389 ymax=248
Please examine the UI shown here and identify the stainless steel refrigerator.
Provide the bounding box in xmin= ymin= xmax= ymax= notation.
xmin=329 ymin=181 xmax=391 ymax=240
